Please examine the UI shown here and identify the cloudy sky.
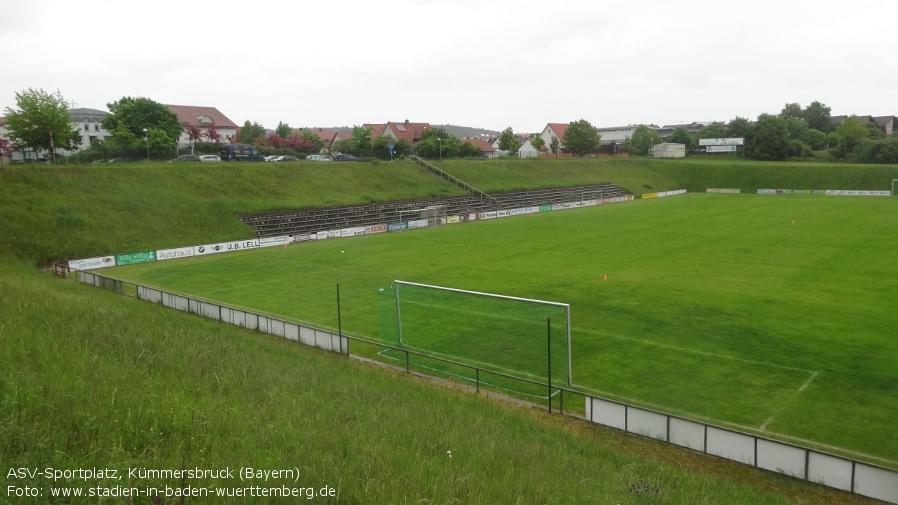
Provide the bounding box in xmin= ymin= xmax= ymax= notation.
xmin=2 ymin=0 xmax=895 ymax=133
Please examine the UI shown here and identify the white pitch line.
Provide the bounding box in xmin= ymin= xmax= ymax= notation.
xmin=577 ymin=327 xmax=815 ymax=374
xmin=759 ymin=372 xmax=818 ymax=431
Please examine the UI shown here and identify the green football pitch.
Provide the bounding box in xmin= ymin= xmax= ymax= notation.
xmin=106 ymin=194 xmax=898 ymax=465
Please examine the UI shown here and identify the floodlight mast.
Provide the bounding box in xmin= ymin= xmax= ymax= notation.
xmin=892 ymin=179 xmax=898 ymax=196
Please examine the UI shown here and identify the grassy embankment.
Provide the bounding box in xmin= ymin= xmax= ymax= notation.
xmin=1 ymin=158 xmax=895 ymax=503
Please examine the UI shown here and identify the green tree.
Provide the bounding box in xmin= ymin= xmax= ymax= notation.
xmin=275 ymin=121 xmax=292 ymax=139
xmin=497 ymin=127 xmax=522 ymax=156
xmin=665 ymin=126 xmax=695 ymax=152
xmin=102 ymin=96 xmax=182 ymax=143
xmin=102 ymin=124 xmax=143 ymax=159
xmin=237 ymin=121 xmax=266 ymax=144
xmin=726 ymin=117 xmax=751 ymax=138
xmin=3 ymin=88 xmax=79 ymax=162
xmin=803 ymin=101 xmax=833 ymax=132
xmin=298 ymin=130 xmax=325 ymax=152
xmin=342 ymin=126 xmax=374 ymax=156
xmin=459 ymin=140 xmax=483 ymax=158
xmin=371 ymin=135 xmax=411 ymax=160
xmin=696 ymin=122 xmax=728 ymax=140
xmin=747 ymin=114 xmax=789 ymax=161
xmin=829 ymin=115 xmax=869 ymax=159
xmin=562 ymin=119 xmax=601 ymax=156
xmin=628 ymin=124 xmax=662 ymax=156
xmin=530 ymin=134 xmax=545 ymax=155
xmin=416 ymin=128 xmax=459 ymax=159
xmin=780 ymin=103 xmax=803 ymax=120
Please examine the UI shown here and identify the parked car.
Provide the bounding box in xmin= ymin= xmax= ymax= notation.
xmin=333 ymin=153 xmax=357 ymax=161
xmin=271 ymin=155 xmax=298 ymax=162
xmin=305 ymin=154 xmax=332 ymax=162
xmin=169 ymin=155 xmax=199 ymax=162
xmin=265 ymin=155 xmax=280 ymax=162
xmin=199 ymin=155 xmax=221 ymax=162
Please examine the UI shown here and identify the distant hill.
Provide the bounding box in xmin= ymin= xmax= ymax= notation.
xmin=435 ymin=124 xmax=500 ymax=140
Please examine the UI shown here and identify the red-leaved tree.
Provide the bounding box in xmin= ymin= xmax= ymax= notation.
xmin=204 ymin=124 xmax=221 ymax=143
xmin=284 ymin=134 xmax=317 ymax=153
xmin=187 ymin=125 xmax=203 ymax=143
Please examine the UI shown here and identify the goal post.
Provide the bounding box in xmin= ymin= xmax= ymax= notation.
xmin=391 ymin=205 xmax=446 ymax=231
xmin=388 ymin=280 xmax=572 ymax=386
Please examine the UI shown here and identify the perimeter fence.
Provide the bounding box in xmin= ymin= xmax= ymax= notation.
xmin=56 ymin=264 xmax=898 ymax=504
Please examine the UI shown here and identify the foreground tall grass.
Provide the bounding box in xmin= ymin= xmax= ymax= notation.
xmin=0 ymin=259 xmax=874 ymax=504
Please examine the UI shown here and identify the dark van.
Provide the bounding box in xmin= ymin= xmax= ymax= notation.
xmin=221 ymin=145 xmax=266 ymax=162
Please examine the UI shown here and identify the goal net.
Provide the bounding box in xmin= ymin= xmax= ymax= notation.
xmin=390 ymin=205 xmax=446 ymax=231
xmin=378 ymin=280 xmax=572 ymax=393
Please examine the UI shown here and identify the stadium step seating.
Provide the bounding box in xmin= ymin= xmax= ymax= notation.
xmin=238 ymin=183 xmax=629 ymax=238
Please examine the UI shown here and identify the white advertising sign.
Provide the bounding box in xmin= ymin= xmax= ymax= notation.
xmin=699 ymin=138 xmax=744 ymax=146
xmin=156 ymin=246 xmax=195 ymax=261
xmin=68 ymin=256 xmax=116 ymax=270
xmin=259 ymin=236 xmax=292 ymax=248
xmin=224 ymin=239 xmax=260 ymax=251
xmin=193 ymin=242 xmax=229 ymax=256
xmin=706 ymin=145 xmax=737 ymax=152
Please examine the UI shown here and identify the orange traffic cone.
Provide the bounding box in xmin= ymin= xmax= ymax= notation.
xmin=603 ymin=274 xmax=608 ymax=281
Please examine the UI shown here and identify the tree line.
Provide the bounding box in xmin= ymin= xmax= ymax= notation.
xmin=2 ymin=89 xmax=896 ymax=164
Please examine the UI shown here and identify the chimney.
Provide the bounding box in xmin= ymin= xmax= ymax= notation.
xmin=405 ymin=119 xmax=409 ymax=124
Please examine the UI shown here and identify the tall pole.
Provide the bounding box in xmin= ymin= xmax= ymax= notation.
xmin=547 ymin=317 xmax=552 ymax=413
xmin=336 ymin=283 xmax=344 ymax=355
xmin=143 ymin=128 xmax=149 ymax=160
xmin=438 ymin=138 xmax=442 ymax=160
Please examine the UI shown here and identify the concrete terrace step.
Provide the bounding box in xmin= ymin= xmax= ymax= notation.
xmin=238 ymin=184 xmax=628 ymax=238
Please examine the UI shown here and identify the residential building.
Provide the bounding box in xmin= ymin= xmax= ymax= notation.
xmin=165 ymin=104 xmax=238 ymax=152
xmin=381 ymin=120 xmax=432 ymax=145
xmin=460 ymin=137 xmax=495 ymax=158
xmin=831 ymin=115 xmax=897 ymax=136
xmin=539 ymin=123 xmax=569 ymax=152
xmin=0 ymin=108 xmax=112 ymax=161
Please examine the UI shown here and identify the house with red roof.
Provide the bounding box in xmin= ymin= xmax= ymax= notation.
xmin=460 ymin=137 xmax=495 ymax=158
xmin=382 ymin=120 xmax=432 ymax=145
xmin=294 ymin=128 xmax=346 ymax=151
xmin=539 ymin=123 xmax=569 ymax=153
xmin=165 ymin=105 xmax=238 ymax=150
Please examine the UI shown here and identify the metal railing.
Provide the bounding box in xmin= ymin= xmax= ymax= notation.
xmin=408 ymin=155 xmax=502 ymax=208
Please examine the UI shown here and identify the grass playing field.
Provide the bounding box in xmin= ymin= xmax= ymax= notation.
xmin=105 ymin=193 xmax=898 ymax=466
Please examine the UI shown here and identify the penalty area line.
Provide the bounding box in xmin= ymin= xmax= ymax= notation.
xmin=759 ymin=371 xmax=818 ymax=431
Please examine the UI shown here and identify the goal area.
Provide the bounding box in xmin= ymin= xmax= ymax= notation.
xmin=378 ymin=280 xmax=572 ymax=390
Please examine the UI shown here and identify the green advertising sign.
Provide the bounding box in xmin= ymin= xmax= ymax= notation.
xmin=539 ymin=204 xmax=553 ymax=212
xmin=115 ymin=250 xmax=157 ymax=265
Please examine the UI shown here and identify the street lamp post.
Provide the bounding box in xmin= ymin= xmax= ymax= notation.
xmin=438 ymin=138 xmax=443 ymax=160
xmin=143 ymin=128 xmax=149 ymax=160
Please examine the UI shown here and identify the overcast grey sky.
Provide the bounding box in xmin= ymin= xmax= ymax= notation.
xmin=2 ymin=0 xmax=895 ymax=133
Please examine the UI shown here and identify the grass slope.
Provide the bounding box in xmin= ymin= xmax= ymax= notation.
xmin=0 ymin=260 xmax=875 ymax=504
